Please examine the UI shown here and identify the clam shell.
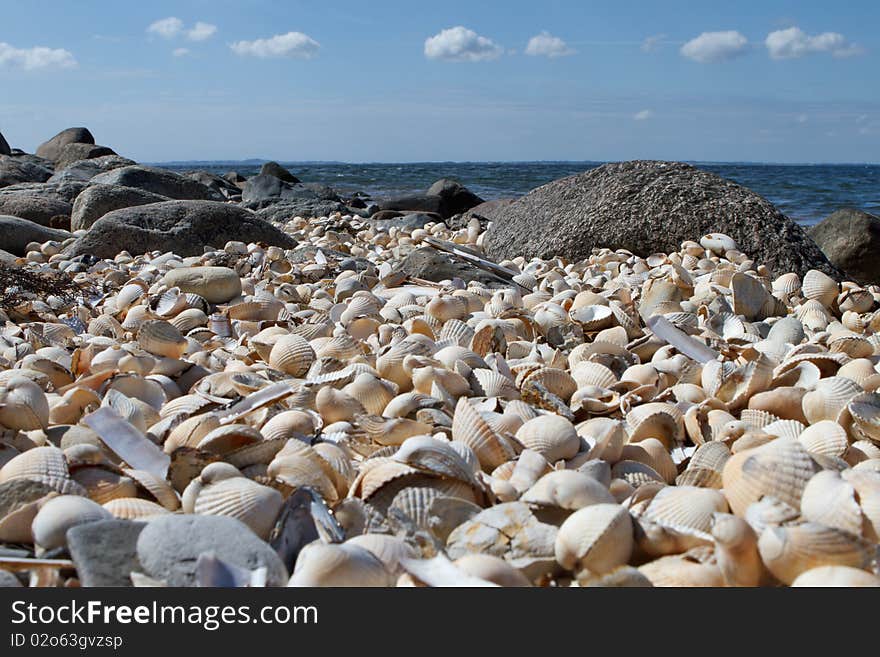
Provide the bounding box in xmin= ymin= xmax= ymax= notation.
xmin=268 ymin=334 xmax=316 ymax=377
xmin=555 ymin=503 xmax=633 ymax=576
xmin=848 ymin=392 xmax=880 ymax=442
xmin=31 ymin=495 xmax=112 ymax=550
xmin=188 ymin=476 xmax=283 ymax=540
xmin=345 ymin=534 xmax=418 ymax=576
xmin=711 ymin=513 xmax=764 ymax=586
xmin=802 ymin=376 xmax=863 ymax=425
xmin=802 ymin=269 xmax=840 ymax=307
xmin=758 ymin=522 xmax=876 ymax=585
xmin=800 ymin=470 xmax=864 ymax=537
xmin=451 ymin=397 xmax=517 ymax=472
xmin=521 ymin=470 xmax=614 ymax=510
xmin=721 ymin=438 xmax=818 ymax=516
xmin=289 ymin=542 xmax=392 ymax=587
xmin=102 ymin=497 xmax=170 ymax=520
xmin=0 ymin=377 xmax=49 ymax=431
xmin=453 ymin=553 xmax=532 ymax=587
xmin=137 ymin=320 xmax=188 ymax=359
xmin=514 ymin=414 xmax=580 ymax=463
xmin=268 ymin=454 xmax=339 ymax=503
xmin=791 ymin=566 xmax=880 ymax=587
xmin=0 ymin=446 xmax=84 ymax=495
xmin=637 ymin=547 xmax=724 ymax=587
xmin=798 ymin=420 xmax=849 ymax=459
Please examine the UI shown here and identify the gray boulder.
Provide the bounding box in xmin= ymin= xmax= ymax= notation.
xmin=35 ymin=127 xmax=95 ymax=161
xmin=55 ymin=143 xmax=116 ymax=170
xmin=371 ymin=212 xmax=441 ymax=231
xmin=483 ymin=161 xmax=841 ymax=279
xmin=453 ymin=198 xmax=515 ymax=230
xmin=49 ymin=155 xmax=136 ymax=183
xmin=67 ymin=200 xmax=295 ymax=259
xmin=71 ymin=184 xmax=170 ymax=231
xmin=136 ymin=514 xmax=288 ymax=587
xmin=182 ymin=170 xmax=242 ymax=200
xmin=242 ymin=174 xmax=338 ymax=210
xmin=377 ymin=193 xmax=444 ymax=216
xmin=67 ymin=520 xmax=145 ymax=587
xmin=90 ymin=165 xmax=222 ymax=201
xmin=259 ymin=161 xmax=300 ymax=183
xmin=0 ymin=215 xmax=71 ymax=255
xmin=0 ymin=180 xmax=88 ymax=204
xmin=0 ymin=132 xmax=9 ymax=156
xmin=426 ymin=178 xmax=484 ymax=215
xmin=0 ymin=155 xmax=53 ymax=188
xmin=809 ymin=208 xmax=880 ymax=284
xmin=255 ymin=198 xmax=349 ymax=223
xmin=0 ymin=194 xmax=71 ymax=227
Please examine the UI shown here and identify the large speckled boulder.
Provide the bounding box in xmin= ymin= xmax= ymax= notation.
xmin=70 ymin=184 xmax=169 ymax=231
xmin=483 ymin=160 xmax=841 ymax=279
xmin=90 ymin=165 xmax=222 ymax=201
xmin=35 ymin=127 xmax=95 ymax=161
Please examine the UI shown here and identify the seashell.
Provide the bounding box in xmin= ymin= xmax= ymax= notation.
xmin=758 ymin=522 xmax=876 ymax=585
xmin=345 ymin=534 xmax=418 ymax=576
xmin=841 ymin=468 xmax=880 ymax=542
xmin=343 ymin=373 xmax=398 ymax=416
xmin=289 ymin=542 xmax=392 ymax=587
xmin=555 ymin=503 xmax=633 ymax=576
xmin=0 ymin=377 xmax=49 ymax=431
xmin=184 ymin=472 xmax=283 ymax=540
xmin=196 ymin=424 xmax=263 ymax=455
xmin=470 ymin=369 xmax=520 ymax=400
xmin=123 ymin=468 xmax=180 ymax=510
xmin=571 ymin=362 xmax=618 ymax=389
xmin=522 ymin=470 xmax=614 ymax=510
xmin=103 ymin=497 xmax=170 ymax=520
xmin=731 ymin=272 xmax=783 ymax=321
xmin=0 ymin=446 xmax=84 ymax=495
xmin=71 ymin=467 xmax=137 ymax=505
xmin=802 ymin=269 xmax=840 ymax=307
xmin=453 ymin=554 xmax=532 ymax=587
xmin=451 ymin=397 xmax=517 ymax=472
xmin=260 ymin=411 xmax=317 ymax=442
xmin=711 ymin=513 xmax=764 ymax=586
xmin=163 ymin=413 xmax=221 ymax=453
xmin=791 ymin=566 xmax=880 ymax=587
xmin=700 ymin=232 xmax=737 ymax=254
xmin=762 ymin=419 xmax=805 ymax=441
xmin=619 ymin=438 xmax=677 ymax=484
xmin=638 ymin=485 xmax=727 ymax=543
xmin=393 ymin=435 xmax=478 ymax=486
xmin=268 ymin=334 xmax=315 ymax=377
xmin=625 ymin=402 xmax=683 ymax=447
xmin=637 ymin=547 xmax=724 ymax=587
xmin=798 ymin=420 xmax=849 ymax=459
xmin=514 ymin=415 xmax=580 ymax=463
xmin=800 ymin=470 xmax=864 ymax=537
xmin=569 ymin=305 xmax=613 ymax=331
xmin=517 ymin=367 xmax=577 ymax=403
xmin=31 ymin=495 xmax=112 ymax=551
xmin=772 ymin=272 xmax=801 ymax=296
xmin=802 ymin=376 xmax=863 ymax=425
xmin=848 ymin=392 xmax=880 ymax=443
xmin=721 ymin=438 xmax=818 ymax=516
xmin=315 ymin=386 xmax=365 ymax=424
xmin=137 ymin=320 xmax=188 ymax=359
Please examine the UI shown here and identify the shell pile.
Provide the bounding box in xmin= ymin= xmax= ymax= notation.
xmin=1 ymin=220 xmax=880 ymax=588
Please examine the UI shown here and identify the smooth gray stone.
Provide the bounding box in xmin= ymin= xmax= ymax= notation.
xmin=67 ymin=520 xmax=145 ymax=587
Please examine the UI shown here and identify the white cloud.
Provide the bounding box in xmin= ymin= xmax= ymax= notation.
xmin=795 ymin=113 xmax=808 ymax=124
xmin=680 ymin=30 xmax=748 ymax=63
xmin=173 ymin=48 xmax=190 ymax=57
xmin=187 ymin=22 xmax=217 ymax=42
xmin=230 ymin=32 xmax=320 ymax=59
xmin=633 ymin=109 xmax=654 ymax=121
xmin=525 ymin=31 xmax=575 ymax=58
xmin=424 ymin=26 xmax=503 ymax=62
xmin=147 ymin=17 xmax=183 ymax=39
xmin=765 ymin=27 xmax=864 ymax=59
xmin=0 ymin=42 xmax=77 ymax=71
xmin=641 ymin=34 xmax=666 ymax=52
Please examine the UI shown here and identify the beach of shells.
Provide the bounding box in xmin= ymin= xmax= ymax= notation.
xmin=0 ymin=215 xmax=879 ymax=588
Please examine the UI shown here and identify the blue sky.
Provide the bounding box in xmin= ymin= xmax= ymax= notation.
xmin=1 ymin=0 xmax=877 ymax=162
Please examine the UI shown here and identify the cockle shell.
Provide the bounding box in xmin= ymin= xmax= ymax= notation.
xmin=798 ymin=420 xmax=849 ymax=459
xmin=758 ymin=522 xmax=876 ymax=585
xmin=637 ymin=547 xmax=724 ymax=587
xmin=392 ymin=435 xmax=478 ymax=486
xmin=289 ymin=542 xmax=393 ymax=587
xmin=800 ymin=470 xmax=864 ymax=537
xmin=31 ymin=495 xmax=112 ymax=551
xmin=102 ymin=497 xmax=170 ymax=520
xmin=451 ymin=397 xmax=517 ymax=472
xmin=514 ymin=414 xmax=580 ymax=463
xmin=721 ymin=438 xmax=819 ymax=516
xmin=268 ymin=334 xmax=315 ymax=377
xmin=183 ymin=473 xmax=283 ymax=540
xmin=137 ymin=320 xmax=188 ymax=359
xmin=453 ymin=554 xmax=532 ymax=587
xmin=555 ymin=503 xmax=633 ymax=577
xmin=522 ymin=470 xmax=614 ymax=510
xmin=711 ymin=513 xmax=764 ymax=586
xmin=791 ymin=565 xmax=880 ymax=587
xmin=0 ymin=446 xmax=84 ymax=495
xmin=848 ymin=392 xmax=880 ymax=443
xmin=345 ymin=534 xmax=418 ymax=576
xmin=0 ymin=377 xmax=49 ymax=431
xmin=802 ymin=269 xmax=840 ymax=307
xmin=802 ymin=376 xmax=863 ymax=425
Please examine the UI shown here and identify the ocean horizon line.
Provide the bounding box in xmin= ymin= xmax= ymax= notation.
xmin=149 ymin=159 xmax=880 ymax=168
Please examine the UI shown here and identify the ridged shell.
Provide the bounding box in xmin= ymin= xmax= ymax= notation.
xmin=123 ymin=468 xmax=180 ymax=510
xmin=721 ymin=438 xmax=818 ymax=516
xmin=514 ymin=414 xmax=580 ymax=463
xmin=637 ymin=548 xmax=724 ymax=587
xmin=800 ymin=470 xmax=864 ymax=537
xmin=451 ymin=397 xmax=517 ymax=472
xmin=802 ymin=376 xmax=863 ymax=425
xmin=640 ymin=486 xmax=728 ymax=537
xmin=343 ymin=373 xmax=398 ymax=416
xmin=802 ymin=269 xmax=840 ymax=307
xmin=842 ymin=468 xmax=880 ymax=542
xmin=345 ymin=534 xmax=418 ymax=576
xmin=625 ymin=402 xmax=683 ymax=447
xmin=393 ymin=435 xmax=477 ymax=485
xmin=102 ymin=497 xmax=170 ymax=520
xmin=555 ymin=503 xmax=633 ymax=576
xmin=137 ymin=320 xmax=188 ymax=359
xmin=571 ymin=362 xmax=618 ymax=389
xmin=517 ymin=367 xmax=577 ymax=402
xmin=268 ymin=334 xmax=316 ymax=377
xmin=71 ymin=467 xmax=138 ymax=505
xmin=758 ymin=522 xmax=875 ymax=585
xmin=798 ymin=421 xmax=849 ymax=458
xmin=0 ymin=377 xmax=49 ymax=431
xmin=0 ymin=446 xmax=83 ymax=495
xmin=848 ymin=392 xmax=880 ymax=442
xmin=620 ymin=438 xmax=677 ymax=484
xmin=268 ymin=454 xmax=339 ymax=503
